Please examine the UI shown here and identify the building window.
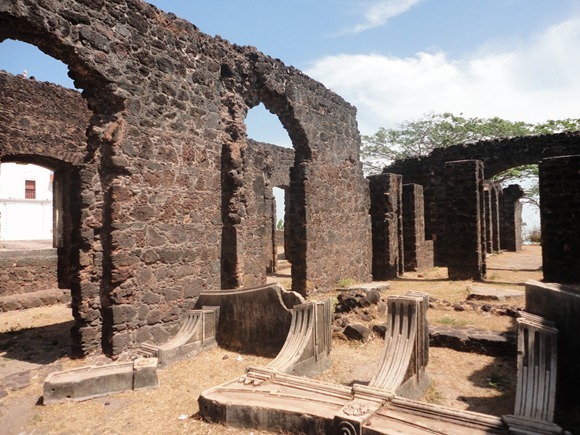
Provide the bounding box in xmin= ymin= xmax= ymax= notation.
xmin=25 ymin=180 xmax=36 ymax=199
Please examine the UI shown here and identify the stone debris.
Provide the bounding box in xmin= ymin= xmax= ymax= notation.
xmin=429 ymin=325 xmax=516 ymax=357
xmin=335 ymin=289 xmax=384 ymax=313
xmin=429 ymin=296 xmax=522 ymax=317
xmin=43 ymin=358 xmax=159 ymax=405
xmin=343 ymin=324 xmax=371 ymax=342
xmin=467 ymin=284 xmax=524 ymax=301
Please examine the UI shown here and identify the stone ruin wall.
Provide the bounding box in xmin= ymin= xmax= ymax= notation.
xmin=0 ymin=70 xmax=90 ymax=164
xmin=242 ymin=140 xmax=294 ymax=283
xmin=402 ymin=184 xmax=433 ymax=273
xmin=385 ymin=133 xmax=580 ymax=264
xmin=486 ymin=182 xmax=502 ymax=253
xmin=501 ymin=184 xmax=524 ymax=252
xmin=0 ymin=250 xmax=58 ymax=296
xmin=540 ymin=155 xmax=580 ymax=283
xmin=445 ymin=160 xmax=486 ymax=280
xmin=368 ymin=173 xmax=403 ymax=280
xmin=0 ymin=71 xmax=92 ymax=295
xmin=0 ymin=71 xmax=296 ymax=328
xmin=0 ymin=0 xmax=372 ymax=355
xmin=247 ymin=140 xmax=294 ymax=190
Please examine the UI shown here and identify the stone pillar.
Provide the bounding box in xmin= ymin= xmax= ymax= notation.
xmin=268 ymin=193 xmax=276 ymax=274
xmin=402 ymin=184 xmax=433 ymax=272
xmin=445 ymin=160 xmax=486 ymax=280
xmin=54 ymin=167 xmax=79 ymax=289
xmin=369 ymin=173 xmax=403 ymax=280
xmin=501 ymin=184 xmax=524 ymax=252
xmin=484 ymin=183 xmax=493 ymax=254
xmin=287 ymin=163 xmax=307 ymax=294
xmin=283 ymin=187 xmax=290 ymax=265
xmin=490 ymin=182 xmax=502 ymax=252
xmin=540 ymin=155 xmax=580 ymax=282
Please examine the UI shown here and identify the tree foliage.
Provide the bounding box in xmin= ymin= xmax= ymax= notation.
xmin=361 ymin=112 xmax=580 ymax=208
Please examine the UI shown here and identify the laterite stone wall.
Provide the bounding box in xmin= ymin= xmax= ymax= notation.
xmin=0 ymin=0 xmax=371 ymax=354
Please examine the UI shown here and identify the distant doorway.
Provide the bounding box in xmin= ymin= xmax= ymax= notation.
xmin=0 ymin=162 xmax=53 ymax=241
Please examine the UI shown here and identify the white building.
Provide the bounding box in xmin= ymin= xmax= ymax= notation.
xmin=0 ymin=162 xmax=53 ymax=241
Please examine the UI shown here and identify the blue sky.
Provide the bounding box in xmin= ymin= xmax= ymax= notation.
xmin=1 ymin=0 xmax=579 ymax=228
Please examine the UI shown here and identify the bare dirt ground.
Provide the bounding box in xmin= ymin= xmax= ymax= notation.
xmin=0 ymin=246 xmax=542 ymax=434
xmin=0 ymin=240 xmax=53 ymax=251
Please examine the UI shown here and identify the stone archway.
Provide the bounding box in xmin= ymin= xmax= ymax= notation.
xmin=0 ymin=68 xmax=103 ymax=355
xmin=217 ymin=51 xmax=373 ymax=295
xmin=385 ymin=132 xmax=580 ymax=265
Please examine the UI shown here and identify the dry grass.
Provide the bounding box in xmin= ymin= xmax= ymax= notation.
xmin=3 ymin=345 xmax=275 ymax=434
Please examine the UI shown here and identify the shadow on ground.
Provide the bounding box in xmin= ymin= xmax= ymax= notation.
xmin=0 ymin=320 xmax=73 ymax=365
xmin=460 ymin=315 xmax=517 ymax=416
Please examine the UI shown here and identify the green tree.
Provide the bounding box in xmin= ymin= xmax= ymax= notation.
xmin=361 ymin=112 xmax=580 ymax=208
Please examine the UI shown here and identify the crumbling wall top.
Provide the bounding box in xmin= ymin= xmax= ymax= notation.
xmin=0 ymin=70 xmax=90 ymax=166
xmin=385 ymin=132 xmax=580 ymax=180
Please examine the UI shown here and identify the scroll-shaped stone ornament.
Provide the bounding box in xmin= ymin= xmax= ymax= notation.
xmin=138 ymin=306 xmax=219 ymax=368
xmin=267 ymin=298 xmax=332 ymax=376
xmin=503 ymin=312 xmax=564 ymax=434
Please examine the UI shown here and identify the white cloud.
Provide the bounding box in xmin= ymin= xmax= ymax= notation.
xmin=307 ymin=16 xmax=580 ymax=134
xmin=344 ymin=0 xmax=424 ymax=34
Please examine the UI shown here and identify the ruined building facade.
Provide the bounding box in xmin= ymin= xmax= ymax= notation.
xmin=384 ymin=133 xmax=580 ymax=266
xmin=0 ymin=0 xmax=372 ymax=355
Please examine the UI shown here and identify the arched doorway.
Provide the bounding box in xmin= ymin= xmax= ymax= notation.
xmin=0 ymin=26 xmax=120 ymax=356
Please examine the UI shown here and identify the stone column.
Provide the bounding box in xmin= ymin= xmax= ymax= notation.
xmin=490 ymin=182 xmax=502 ymax=252
xmin=445 ymin=160 xmax=486 ymax=280
xmin=402 ymin=184 xmax=433 ymax=272
xmin=268 ymin=193 xmax=276 ymax=274
xmin=369 ymin=173 xmax=403 ymax=280
xmin=53 ymin=167 xmax=80 ymax=289
xmin=540 ymin=155 xmax=580 ymax=283
xmin=501 ymin=184 xmax=524 ymax=252
xmin=286 ymin=163 xmax=307 ymax=294
xmin=484 ymin=183 xmax=493 ymax=254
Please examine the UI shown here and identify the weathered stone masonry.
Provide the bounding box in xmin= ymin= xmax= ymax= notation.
xmin=0 ymin=249 xmax=58 ymax=296
xmin=501 ymin=184 xmax=524 ymax=253
xmin=540 ymin=155 xmax=580 ymax=283
xmin=0 ymin=0 xmax=372 ymax=356
xmin=385 ymin=133 xmax=580 ymax=264
xmin=445 ymin=160 xmax=486 ymax=280
xmin=368 ymin=173 xmax=403 ymax=280
xmin=243 ymin=140 xmax=294 ymax=281
xmin=0 ymin=71 xmax=91 ymax=294
xmin=402 ymin=184 xmax=433 ymax=273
